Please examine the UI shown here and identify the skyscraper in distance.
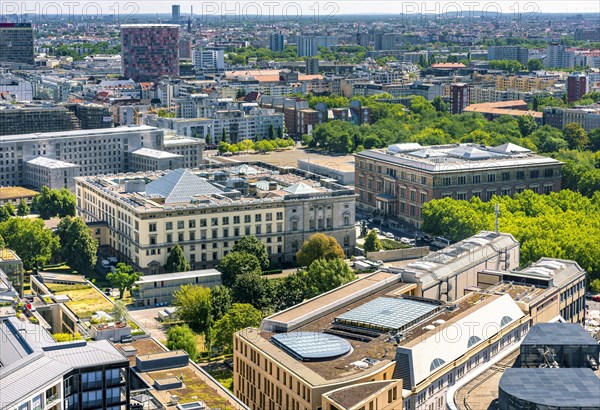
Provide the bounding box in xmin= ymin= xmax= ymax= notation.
xmin=269 ymin=33 xmax=284 ymax=52
xmin=0 ymin=23 xmax=34 ymax=65
xmin=172 ymin=5 xmax=181 ymax=21
xmin=121 ymin=24 xmax=180 ymax=82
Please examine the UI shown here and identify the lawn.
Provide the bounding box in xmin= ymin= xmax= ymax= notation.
xmin=149 ymin=367 xmax=230 ymax=408
xmin=203 ymin=362 xmax=234 ymax=391
xmin=46 ymin=283 xmax=114 ymax=319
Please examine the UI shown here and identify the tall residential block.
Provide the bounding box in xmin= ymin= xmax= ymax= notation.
xmin=305 ymin=57 xmax=319 ymax=75
xmin=269 ymin=33 xmax=284 ymax=52
xmin=566 ymin=74 xmax=589 ymax=103
xmin=0 ymin=23 xmax=34 ymax=65
xmin=487 ymin=46 xmax=529 ymax=66
xmin=172 ymin=4 xmax=181 ymax=21
xmin=121 ymin=24 xmax=180 ymax=82
xmin=450 ymin=83 xmax=471 ymax=114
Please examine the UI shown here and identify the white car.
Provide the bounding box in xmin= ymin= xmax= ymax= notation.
xmin=384 ymin=232 xmax=395 ymax=239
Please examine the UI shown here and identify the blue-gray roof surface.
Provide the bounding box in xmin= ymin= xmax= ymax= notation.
xmin=271 ymin=332 xmax=352 ymax=361
xmin=335 ymin=297 xmax=439 ymax=331
xmin=522 ymin=323 xmax=599 ymax=346
xmin=499 ymin=368 xmax=600 ymax=408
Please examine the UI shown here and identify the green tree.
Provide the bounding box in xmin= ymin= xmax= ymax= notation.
xmin=106 ymin=263 xmax=141 ymax=299
xmin=205 ymin=132 xmax=212 ymax=146
xmin=277 ymin=126 xmax=283 ymax=139
xmin=233 ymin=235 xmax=270 ymax=270
xmin=4 ymin=203 xmax=15 ymax=217
xmin=268 ymin=124 xmax=275 ymax=140
xmin=56 ymin=216 xmax=98 ymax=274
xmin=210 ymin=285 xmax=232 ymax=321
xmin=587 ymin=128 xmax=600 ymax=151
xmin=562 ymin=123 xmax=589 ymax=150
xmin=211 ymin=303 xmax=262 ymax=354
xmin=218 ymin=251 xmax=262 ymax=287
xmin=578 ymin=170 xmax=600 ymax=197
xmin=517 ymin=115 xmax=538 ymax=137
xmin=172 ymin=284 xmax=213 ymax=334
xmin=590 ymin=278 xmax=600 ymax=294
xmin=167 ymin=325 xmax=198 ymax=359
xmin=221 ymin=128 xmax=228 ymax=143
xmin=0 ymin=218 xmax=59 ymax=270
xmin=32 ymin=187 xmax=76 ymax=219
xmin=231 ymin=272 xmax=272 ymax=310
xmin=165 ymin=244 xmax=191 ymax=273
xmin=527 ymin=59 xmax=544 ymax=71
xmin=112 ymin=300 xmax=129 ymax=322
xmin=0 ymin=206 xmax=10 ymax=223
xmin=422 ymin=197 xmax=490 ymax=242
xmin=271 ymin=272 xmax=309 ymax=311
xmin=363 ymin=229 xmax=382 ymax=254
xmin=432 ymin=96 xmax=448 ymax=112
xmin=304 ymin=258 xmax=356 ymax=298
xmin=17 ymin=199 xmax=30 ymax=216
xmin=296 ymin=233 xmax=346 ymax=267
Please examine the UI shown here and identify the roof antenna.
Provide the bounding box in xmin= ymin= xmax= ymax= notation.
xmin=494 ymin=203 xmax=500 ymax=234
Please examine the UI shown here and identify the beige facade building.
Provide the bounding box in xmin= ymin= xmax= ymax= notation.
xmin=355 ymin=143 xmax=563 ymax=227
xmin=75 ymin=162 xmax=356 ymax=273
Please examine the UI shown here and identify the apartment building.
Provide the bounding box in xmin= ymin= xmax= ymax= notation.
xmin=355 ymin=143 xmax=563 ymax=227
xmin=0 ymin=316 xmax=130 ymax=410
xmin=545 ymin=43 xmax=575 ymax=69
xmin=75 ymin=162 xmax=356 ymax=273
xmin=192 ymin=49 xmax=225 ymax=72
xmin=0 ymin=126 xmax=163 ymax=187
xmin=134 ymin=269 xmax=221 ymax=306
xmin=24 ymin=157 xmax=81 ymax=191
xmin=487 ymin=46 xmax=529 ymax=66
xmin=543 ymin=106 xmax=600 ymax=132
xmin=494 ymin=75 xmax=558 ymax=92
xmin=235 ymin=278 xmax=528 ymax=410
xmin=163 ymin=136 xmax=204 ymax=169
xmin=130 ymin=148 xmax=184 ymax=172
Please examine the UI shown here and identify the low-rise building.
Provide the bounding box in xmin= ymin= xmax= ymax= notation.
xmin=355 ymin=143 xmax=563 ymax=227
xmin=24 ymin=157 xmax=81 ymax=191
xmin=0 ymin=186 xmax=38 ymax=206
xmin=0 ymin=249 xmax=23 ymax=296
xmin=130 ymin=148 xmax=184 ymax=172
xmin=134 ymin=269 xmax=221 ymax=307
xmin=75 ymin=162 xmax=356 ymax=273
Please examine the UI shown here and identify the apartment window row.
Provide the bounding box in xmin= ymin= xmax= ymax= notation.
xmin=439 ymin=169 xmax=556 ymax=187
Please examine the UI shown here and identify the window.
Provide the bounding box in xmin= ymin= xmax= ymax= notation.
xmin=530 ymin=185 xmax=539 ymax=194
xmin=472 ymin=175 xmax=481 ymax=184
xmin=255 ymin=214 xmax=262 ymax=222
xmin=343 ymin=214 xmax=350 ymax=226
xmin=200 ymin=218 xmax=207 ymax=227
xmin=467 ymin=335 xmax=481 ymax=348
xmin=530 ymin=170 xmax=539 ymax=179
xmin=177 ymin=221 xmax=184 ymax=229
xmin=292 ymin=219 xmax=298 ymax=231
xmin=430 ymin=358 xmax=446 ymax=371
xmin=472 ymin=191 xmax=481 ymax=198
xmin=501 ymin=172 xmax=511 ymax=181
xmin=487 ymin=174 xmax=496 ymax=183
xmin=276 ymin=212 xmax=283 ymax=220
xmin=244 ymin=215 xmax=251 ymax=223
xmin=222 ymin=216 xmax=229 ymax=225
xmin=410 ymin=190 xmax=416 ymax=201
xmin=457 ymin=192 xmax=467 ymax=200
xmin=486 ymin=189 xmax=495 ymax=201
xmin=500 ymin=316 xmax=513 ymax=327
xmin=457 ymin=176 xmax=466 ymax=185
xmin=516 ymin=171 xmax=525 ymax=180
xmin=148 ymin=223 xmax=157 ymax=232
xmin=165 ymin=222 xmax=173 ymax=230
xmin=233 ymin=216 xmax=240 ymax=224
xmin=544 ymin=169 xmax=554 ymax=178
xmin=544 ymin=185 xmax=553 ymax=195
xmin=266 ymin=213 xmax=273 ymax=221
xmin=501 ymin=188 xmax=511 ymax=196
xmin=189 ymin=220 xmax=196 ymax=228
xmin=166 ymin=233 xmax=172 ymax=243
xmin=442 ymin=177 xmax=451 ymax=186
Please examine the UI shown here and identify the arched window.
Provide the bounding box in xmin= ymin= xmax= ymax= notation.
xmin=430 ymin=358 xmax=446 ymax=372
xmin=500 ymin=316 xmax=513 ymax=327
xmin=467 ymin=335 xmax=482 ymax=348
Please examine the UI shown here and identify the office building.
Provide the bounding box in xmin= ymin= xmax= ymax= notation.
xmin=121 ymin=24 xmax=180 ymax=82
xmin=269 ymin=33 xmax=285 ymax=52
xmin=545 ymin=43 xmax=575 ymax=69
xmin=297 ymin=36 xmax=337 ymax=57
xmin=192 ymin=48 xmax=225 ymax=72
xmin=0 ymin=23 xmax=34 ymax=65
xmin=235 ymin=276 xmax=529 ymax=410
xmin=355 ymin=143 xmax=563 ymax=227
xmin=305 ymin=58 xmax=319 ymax=75
xmin=134 ymin=269 xmax=221 ymax=306
xmin=487 ymin=46 xmax=529 ymax=66
xmin=75 ymin=163 xmax=356 ymax=273
xmin=162 ymin=135 xmax=204 ymax=169
xmin=464 ymin=100 xmax=543 ymax=123
xmin=574 ymin=27 xmax=600 ymax=41
xmin=450 ymin=83 xmax=471 ymax=114
xmin=0 ymin=126 xmax=163 ymax=187
xmin=24 ymin=157 xmax=81 ymax=191
xmin=130 ymin=148 xmax=184 ymax=171
xmin=172 ymin=4 xmax=181 ymax=21
xmin=543 ymin=106 xmax=600 ymax=132
xmin=0 ymin=316 xmax=130 ymax=409
xmin=566 ymin=73 xmax=589 ymax=102
xmin=178 ymin=37 xmax=192 ymax=59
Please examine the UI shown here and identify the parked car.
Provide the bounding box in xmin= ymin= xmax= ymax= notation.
xmin=592 ymin=294 xmax=600 ymax=303
xmin=384 ymin=232 xmax=395 ymax=239
xmin=431 ymin=236 xmax=451 ymax=248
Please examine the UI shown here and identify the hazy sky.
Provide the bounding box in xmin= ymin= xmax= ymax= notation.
xmin=13 ymin=1 xmax=600 ymax=17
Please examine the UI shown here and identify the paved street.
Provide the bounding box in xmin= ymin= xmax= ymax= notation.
xmin=128 ymin=306 xmax=170 ymax=342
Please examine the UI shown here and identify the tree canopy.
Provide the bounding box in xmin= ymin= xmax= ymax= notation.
xmin=107 ymin=263 xmax=141 ymax=299
xmin=232 ymin=235 xmax=270 ymax=270
xmin=32 ymin=187 xmax=76 ymax=219
xmin=363 ymin=229 xmax=382 ymax=254
xmin=303 ymin=258 xmax=356 ymax=298
xmin=56 ymin=216 xmax=98 ymax=274
xmin=173 ymin=284 xmax=213 ymax=334
xmin=296 ymin=233 xmax=345 ymax=267
xmin=0 ymin=218 xmax=59 ymax=270
xmin=167 ymin=325 xmax=198 ymax=359
xmin=218 ymin=251 xmax=262 ymax=287
xmin=210 ymin=285 xmax=232 ymax=321
xmin=211 ymin=303 xmax=262 ymax=354
xmin=165 ymin=244 xmax=191 ymax=273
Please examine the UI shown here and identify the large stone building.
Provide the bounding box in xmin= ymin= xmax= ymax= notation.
xmin=355 ymin=143 xmax=563 ymax=227
xmin=75 ymin=163 xmax=356 ymax=273
xmin=0 ymin=126 xmax=163 ymax=188
xmin=134 ymin=269 xmax=221 ymax=307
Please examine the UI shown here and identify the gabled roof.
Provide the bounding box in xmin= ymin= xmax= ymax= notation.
xmin=145 ymin=169 xmax=222 ymax=204
xmin=283 ymin=182 xmax=319 ymax=195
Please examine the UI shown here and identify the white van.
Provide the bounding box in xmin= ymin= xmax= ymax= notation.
xmin=432 ymin=236 xmax=451 ymax=248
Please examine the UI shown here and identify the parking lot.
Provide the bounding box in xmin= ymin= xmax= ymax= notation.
xmin=128 ymin=306 xmax=170 ymax=342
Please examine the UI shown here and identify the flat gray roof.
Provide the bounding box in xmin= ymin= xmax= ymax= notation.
xmin=499 ymin=368 xmax=600 ymax=408
xmin=136 ymin=269 xmax=221 ymax=284
xmin=0 ymin=125 xmax=159 ymax=143
xmin=522 ymin=323 xmax=599 ymax=346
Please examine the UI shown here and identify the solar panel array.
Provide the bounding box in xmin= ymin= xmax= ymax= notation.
xmin=271 ymin=332 xmax=352 ymax=362
xmin=335 ymin=297 xmax=440 ymax=332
